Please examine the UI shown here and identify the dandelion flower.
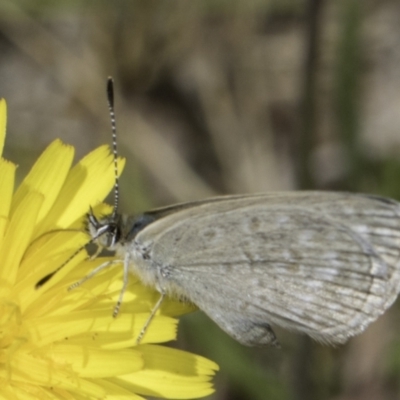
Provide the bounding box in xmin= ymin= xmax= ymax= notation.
xmin=0 ymin=98 xmax=218 ymax=399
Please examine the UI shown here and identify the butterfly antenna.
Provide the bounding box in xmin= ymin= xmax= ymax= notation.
xmin=107 ymin=77 xmax=119 ymax=220
xmin=36 ymin=78 xmax=120 ymax=290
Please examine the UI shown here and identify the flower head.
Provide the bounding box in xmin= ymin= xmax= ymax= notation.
xmin=0 ymin=98 xmax=218 ymax=399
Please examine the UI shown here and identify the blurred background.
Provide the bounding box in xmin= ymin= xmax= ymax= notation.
xmin=1 ymin=0 xmax=400 ymax=399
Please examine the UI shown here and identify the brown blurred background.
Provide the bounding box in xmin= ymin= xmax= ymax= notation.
xmin=2 ymin=1 xmax=400 ymax=399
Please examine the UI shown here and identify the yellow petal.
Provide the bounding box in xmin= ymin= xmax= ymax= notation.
xmin=25 ymin=310 xmax=177 ymax=348
xmin=0 ymin=159 xmax=16 ymax=244
xmin=111 ymin=345 xmax=218 ymax=399
xmin=96 ymin=380 xmax=147 ymax=400
xmin=4 ymin=350 xmax=106 ymax=398
xmin=11 ymin=139 xmax=74 ymax=231
xmin=17 ymin=230 xmax=88 ymax=293
xmin=16 ymin=250 xmax=87 ymax=316
xmin=0 ymin=191 xmax=43 ymax=285
xmin=38 ymin=145 xmax=125 ymax=231
xmin=0 ymin=98 xmax=6 ymax=157
xmin=0 ymin=95 xmax=218 ymax=399
xmin=50 ymin=344 xmax=144 ymax=378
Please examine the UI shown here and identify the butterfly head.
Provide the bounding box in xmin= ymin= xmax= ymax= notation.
xmin=87 ymin=207 xmax=122 ymax=250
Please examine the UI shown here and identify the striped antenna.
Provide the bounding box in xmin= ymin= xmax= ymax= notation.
xmin=36 ymin=78 xmax=120 ymax=289
xmin=107 ymin=77 xmax=120 ymax=219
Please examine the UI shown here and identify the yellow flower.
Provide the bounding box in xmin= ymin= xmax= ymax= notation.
xmin=0 ymin=98 xmax=218 ymax=399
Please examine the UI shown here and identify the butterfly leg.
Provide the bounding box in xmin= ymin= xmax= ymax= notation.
xmin=112 ymin=252 xmax=133 ymax=317
xmin=68 ymin=259 xmax=122 ymax=291
xmin=136 ymin=292 xmax=166 ymax=345
xmin=88 ymin=245 xmax=103 ymax=260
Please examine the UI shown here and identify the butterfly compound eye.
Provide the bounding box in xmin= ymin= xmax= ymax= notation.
xmin=106 ymin=224 xmax=121 ymax=247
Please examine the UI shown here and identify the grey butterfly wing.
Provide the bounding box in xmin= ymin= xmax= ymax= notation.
xmin=132 ymin=192 xmax=400 ymax=346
